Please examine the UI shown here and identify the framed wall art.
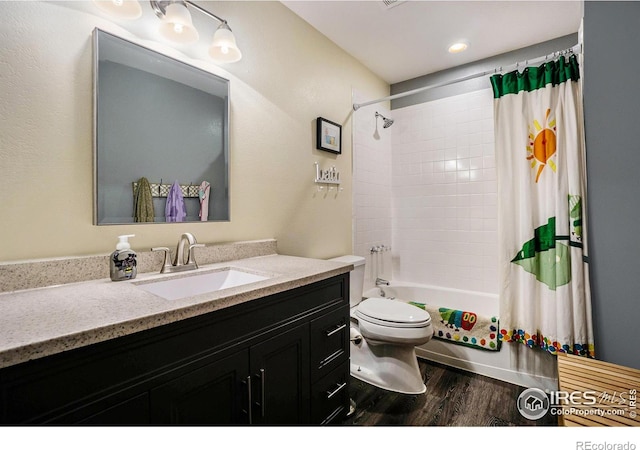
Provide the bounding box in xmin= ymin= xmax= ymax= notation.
xmin=316 ymin=117 xmax=342 ymax=154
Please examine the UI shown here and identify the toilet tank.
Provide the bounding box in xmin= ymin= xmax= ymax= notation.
xmin=328 ymin=255 xmax=365 ymax=308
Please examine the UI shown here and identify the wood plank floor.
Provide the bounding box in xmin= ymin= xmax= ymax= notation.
xmin=342 ymin=359 xmax=557 ymax=426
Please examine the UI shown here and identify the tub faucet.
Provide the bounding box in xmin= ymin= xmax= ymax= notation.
xmin=151 ymin=233 xmax=205 ymax=274
xmin=375 ymin=277 xmax=390 ymax=286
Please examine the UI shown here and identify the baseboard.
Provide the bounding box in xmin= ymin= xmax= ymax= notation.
xmin=415 ymin=347 xmax=558 ymax=391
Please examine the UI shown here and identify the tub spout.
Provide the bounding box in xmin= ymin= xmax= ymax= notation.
xmin=375 ymin=277 xmax=390 ymax=286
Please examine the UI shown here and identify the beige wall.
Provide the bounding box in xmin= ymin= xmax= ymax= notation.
xmin=0 ymin=1 xmax=388 ymax=262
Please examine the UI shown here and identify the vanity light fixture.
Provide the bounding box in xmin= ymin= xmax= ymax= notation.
xmin=151 ymin=0 xmax=243 ymax=63
xmin=209 ymin=22 xmax=242 ymax=63
xmin=156 ymin=1 xmax=199 ymax=44
xmin=93 ymin=0 xmax=143 ymax=20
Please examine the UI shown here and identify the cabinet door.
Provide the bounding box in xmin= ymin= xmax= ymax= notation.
xmin=249 ymin=324 xmax=310 ymax=425
xmin=150 ymin=350 xmax=250 ymax=424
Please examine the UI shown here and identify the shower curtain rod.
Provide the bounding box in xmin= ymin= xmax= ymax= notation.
xmin=352 ymin=43 xmax=582 ymax=111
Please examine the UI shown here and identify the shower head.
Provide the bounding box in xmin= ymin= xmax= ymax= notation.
xmin=375 ymin=111 xmax=394 ymax=128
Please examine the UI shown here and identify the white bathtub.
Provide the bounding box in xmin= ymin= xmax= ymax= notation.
xmin=363 ymin=282 xmax=558 ymax=390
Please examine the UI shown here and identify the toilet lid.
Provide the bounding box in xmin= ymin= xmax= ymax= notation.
xmin=355 ymin=298 xmax=431 ymax=328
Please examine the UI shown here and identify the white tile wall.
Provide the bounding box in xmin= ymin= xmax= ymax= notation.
xmin=353 ymin=88 xmax=498 ymax=295
xmin=390 ymin=89 xmax=498 ymax=294
xmin=352 ymin=92 xmax=393 ymax=290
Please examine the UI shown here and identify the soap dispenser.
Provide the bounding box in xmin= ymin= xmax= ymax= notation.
xmin=110 ymin=234 xmax=137 ymax=281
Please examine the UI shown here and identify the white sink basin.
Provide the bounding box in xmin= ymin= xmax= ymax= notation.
xmin=136 ymin=269 xmax=270 ymax=300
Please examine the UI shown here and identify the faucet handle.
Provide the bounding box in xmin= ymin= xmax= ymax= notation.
xmin=187 ymin=243 xmax=205 ymax=267
xmin=151 ymin=247 xmax=173 ymax=273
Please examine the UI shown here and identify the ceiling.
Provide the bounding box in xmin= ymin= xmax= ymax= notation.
xmin=281 ymin=0 xmax=584 ymax=85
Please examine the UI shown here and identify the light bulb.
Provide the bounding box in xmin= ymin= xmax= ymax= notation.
xmin=93 ymin=0 xmax=142 ymax=20
xmin=158 ymin=2 xmax=199 ymax=44
xmin=209 ymin=22 xmax=242 ymax=63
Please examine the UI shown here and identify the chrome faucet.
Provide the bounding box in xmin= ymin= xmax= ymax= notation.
xmin=174 ymin=232 xmax=195 ymax=267
xmin=375 ymin=277 xmax=390 ymax=286
xmin=152 ymin=233 xmax=205 ymax=274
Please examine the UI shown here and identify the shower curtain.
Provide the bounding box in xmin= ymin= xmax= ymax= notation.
xmin=490 ymin=54 xmax=594 ymax=358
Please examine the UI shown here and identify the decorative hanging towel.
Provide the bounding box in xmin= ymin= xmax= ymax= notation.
xmin=490 ymin=54 xmax=594 ymax=358
xmin=198 ymin=181 xmax=211 ymax=221
xmin=409 ymin=302 xmax=500 ymax=351
xmin=133 ymin=177 xmax=154 ymax=222
xmin=165 ymin=180 xmax=186 ymax=222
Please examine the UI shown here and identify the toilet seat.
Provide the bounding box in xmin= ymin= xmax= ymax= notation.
xmin=354 ymin=298 xmax=434 ymax=346
xmin=355 ymin=297 xmax=431 ymax=328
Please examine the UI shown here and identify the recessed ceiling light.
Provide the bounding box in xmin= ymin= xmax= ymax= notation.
xmin=448 ymin=41 xmax=469 ymax=54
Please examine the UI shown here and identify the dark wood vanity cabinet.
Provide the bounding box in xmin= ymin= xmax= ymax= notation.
xmin=150 ymin=323 xmax=311 ymax=425
xmin=0 ymin=273 xmax=350 ymax=425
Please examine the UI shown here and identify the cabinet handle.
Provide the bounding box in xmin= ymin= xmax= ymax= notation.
xmin=319 ymin=349 xmax=344 ymax=368
xmin=259 ymin=368 xmax=266 ymax=418
xmin=243 ymin=375 xmax=253 ymax=425
xmin=326 ymin=382 xmax=347 ymax=399
xmin=325 ymin=323 xmax=346 ymax=337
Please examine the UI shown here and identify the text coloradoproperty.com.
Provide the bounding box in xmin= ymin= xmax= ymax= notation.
xmin=553 ymin=407 xmax=626 ymax=417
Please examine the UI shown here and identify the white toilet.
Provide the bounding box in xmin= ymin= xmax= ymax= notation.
xmin=329 ymin=255 xmax=433 ymax=395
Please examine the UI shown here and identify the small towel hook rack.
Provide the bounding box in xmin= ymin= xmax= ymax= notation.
xmin=133 ymin=180 xmax=202 ymax=198
xmin=314 ymin=162 xmax=343 ymax=192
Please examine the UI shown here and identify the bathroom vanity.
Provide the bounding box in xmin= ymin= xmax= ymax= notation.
xmin=0 ymin=250 xmax=352 ymax=425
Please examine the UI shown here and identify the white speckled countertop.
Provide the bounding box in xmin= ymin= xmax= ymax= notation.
xmin=0 ymin=253 xmax=352 ymax=370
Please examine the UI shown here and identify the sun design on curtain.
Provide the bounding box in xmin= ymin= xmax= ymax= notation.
xmin=528 ymin=109 xmax=557 ymax=183
xmin=490 ymin=54 xmax=595 ymax=358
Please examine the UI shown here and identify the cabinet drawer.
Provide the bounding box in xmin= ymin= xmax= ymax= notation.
xmin=310 ymin=306 xmax=349 ymax=383
xmin=311 ymin=361 xmax=349 ymax=425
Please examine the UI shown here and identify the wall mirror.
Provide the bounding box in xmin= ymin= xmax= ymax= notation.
xmin=93 ymin=29 xmax=230 ymax=225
